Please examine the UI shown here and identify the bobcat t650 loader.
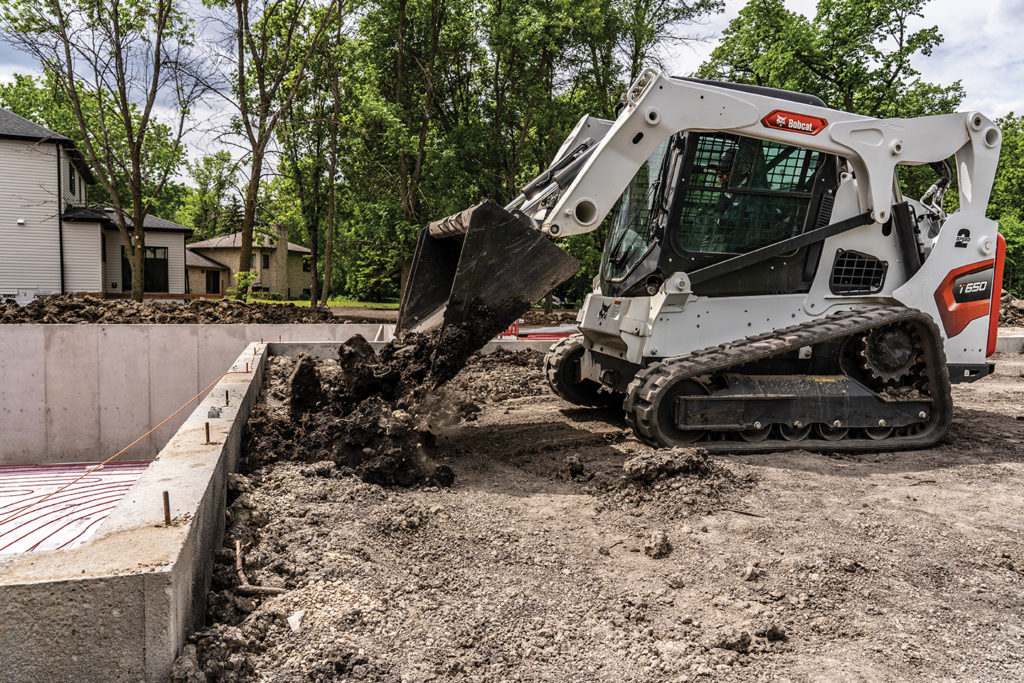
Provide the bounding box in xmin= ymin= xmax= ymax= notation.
xmin=397 ymin=69 xmax=1005 ymax=452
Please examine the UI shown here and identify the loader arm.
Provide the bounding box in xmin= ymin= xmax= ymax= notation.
xmin=535 ymin=69 xmax=1001 ymax=237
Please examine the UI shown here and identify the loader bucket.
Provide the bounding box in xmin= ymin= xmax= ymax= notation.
xmin=397 ymin=199 xmax=579 ymax=362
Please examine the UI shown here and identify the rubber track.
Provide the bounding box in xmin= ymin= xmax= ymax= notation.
xmin=544 ymin=334 xmax=606 ymax=407
xmin=623 ymin=306 xmax=953 ymax=453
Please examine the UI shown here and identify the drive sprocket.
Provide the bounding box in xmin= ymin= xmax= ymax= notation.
xmin=859 ymin=326 xmax=918 ymax=383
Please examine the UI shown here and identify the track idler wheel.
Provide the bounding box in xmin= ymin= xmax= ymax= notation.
xmin=625 ymin=363 xmax=709 ymax=447
xmin=545 ymin=335 xmax=615 ymax=407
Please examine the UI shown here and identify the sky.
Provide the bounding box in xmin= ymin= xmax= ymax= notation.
xmin=0 ymin=0 xmax=1021 ymax=160
xmin=662 ymin=0 xmax=1024 ymax=118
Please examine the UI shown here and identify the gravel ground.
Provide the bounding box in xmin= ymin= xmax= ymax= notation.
xmin=175 ymin=349 xmax=1024 ymax=682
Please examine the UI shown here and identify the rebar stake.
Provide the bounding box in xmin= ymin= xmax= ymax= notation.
xmin=162 ymin=491 xmax=171 ymax=526
xmin=225 ymin=390 xmax=230 ymax=406
xmin=205 ymin=422 xmax=211 ymax=444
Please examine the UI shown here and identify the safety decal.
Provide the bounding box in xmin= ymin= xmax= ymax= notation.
xmin=760 ymin=110 xmax=828 ymax=136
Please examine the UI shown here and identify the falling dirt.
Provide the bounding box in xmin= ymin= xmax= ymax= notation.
xmin=244 ymin=297 xmax=534 ymax=488
xmin=178 ymin=350 xmax=1024 ymax=681
xmin=0 ymin=294 xmax=337 ymax=324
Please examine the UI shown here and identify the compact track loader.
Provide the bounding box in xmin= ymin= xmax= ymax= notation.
xmin=398 ymin=69 xmax=1005 ymax=452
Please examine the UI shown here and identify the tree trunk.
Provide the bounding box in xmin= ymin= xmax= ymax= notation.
xmin=544 ymin=292 xmax=553 ymax=314
xmin=237 ymin=150 xmax=263 ymax=300
xmin=130 ymin=237 xmax=145 ymax=301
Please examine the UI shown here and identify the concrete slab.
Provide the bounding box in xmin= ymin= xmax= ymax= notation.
xmin=0 ymin=461 xmax=149 ymax=554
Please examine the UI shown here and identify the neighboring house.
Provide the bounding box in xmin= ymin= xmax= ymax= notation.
xmin=187 ymin=225 xmax=312 ymax=298
xmin=0 ymin=107 xmax=192 ymax=298
xmin=185 ymin=249 xmax=229 ymax=296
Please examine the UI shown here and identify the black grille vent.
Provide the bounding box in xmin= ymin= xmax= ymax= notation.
xmin=830 ymin=249 xmax=887 ymax=295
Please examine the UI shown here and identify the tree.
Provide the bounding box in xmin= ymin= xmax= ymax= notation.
xmin=205 ymin=0 xmax=339 ymax=299
xmin=175 ymin=151 xmax=238 ymax=240
xmin=2 ymin=0 xmax=205 ymax=300
xmin=697 ymin=0 xmax=963 ymax=118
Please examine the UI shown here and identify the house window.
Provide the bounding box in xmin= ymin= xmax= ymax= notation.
xmin=121 ymin=245 xmax=169 ymax=293
xmin=302 ymin=256 xmax=311 ymax=272
xmin=251 ymin=253 xmax=258 ymax=270
xmin=206 ymin=270 xmax=221 ymax=294
xmin=262 ymin=253 xmax=270 ymax=269
xmin=67 ymin=160 xmax=75 ymax=197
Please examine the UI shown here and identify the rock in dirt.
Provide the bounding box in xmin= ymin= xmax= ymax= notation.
xmin=742 ymin=563 xmax=759 ymax=581
xmin=623 ymin=448 xmax=715 ymax=482
xmin=0 ymin=293 xmax=337 ymax=324
xmin=644 ymin=530 xmax=672 ymax=558
xmin=170 ymin=644 xmax=206 ymax=683
xmin=286 ymin=610 xmax=306 ymax=632
xmin=707 ymin=627 xmax=752 ymax=653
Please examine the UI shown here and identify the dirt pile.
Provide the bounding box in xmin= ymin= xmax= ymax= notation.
xmin=521 ymin=308 xmax=579 ymax=326
xmin=245 ymin=299 xmax=531 ymax=487
xmin=1000 ymin=291 xmax=1024 ymax=327
xmin=0 ymin=294 xmax=337 ymax=324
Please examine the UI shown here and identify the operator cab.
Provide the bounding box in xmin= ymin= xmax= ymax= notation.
xmin=599 ymin=129 xmax=841 ymax=299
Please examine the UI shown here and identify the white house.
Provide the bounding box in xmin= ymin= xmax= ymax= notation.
xmin=0 ymin=107 xmax=191 ymax=299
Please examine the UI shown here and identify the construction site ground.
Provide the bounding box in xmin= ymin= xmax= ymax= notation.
xmin=178 ymin=350 xmax=1024 ymax=682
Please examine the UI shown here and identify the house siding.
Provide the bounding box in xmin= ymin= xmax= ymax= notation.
xmin=104 ymin=230 xmax=186 ymax=294
xmin=0 ymin=139 xmax=62 ymax=294
xmin=64 ymin=221 xmax=102 ymax=292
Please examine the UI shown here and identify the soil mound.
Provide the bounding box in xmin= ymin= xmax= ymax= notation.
xmin=0 ymin=294 xmax=337 ymax=324
xmin=521 ymin=308 xmax=579 ymax=326
xmin=1000 ymin=291 xmax=1024 ymax=327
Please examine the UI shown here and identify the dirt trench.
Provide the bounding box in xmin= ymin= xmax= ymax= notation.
xmin=175 ymin=350 xmax=1024 ymax=682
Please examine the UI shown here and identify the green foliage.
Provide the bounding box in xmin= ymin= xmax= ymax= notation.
xmin=233 ymin=270 xmax=258 ymax=298
xmin=989 ymin=114 xmax=1024 ymax=295
xmin=697 ymin=0 xmax=964 ymax=118
xmin=175 ymin=152 xmax=239 ymax=240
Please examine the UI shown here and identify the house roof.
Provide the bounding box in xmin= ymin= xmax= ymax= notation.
xmin=188 ymin=231 xmax=311 ymax=254
xmin=0 ymin=107 xmax=96 ymax=183
xmin=185 ymin=249 xmax=229 ymax=270
xmin=62 ymin=206 xmax=194 ymax=234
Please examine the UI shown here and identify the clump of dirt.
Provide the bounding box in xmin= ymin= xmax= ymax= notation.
xmin=245 ymin=298 xmax=532 ymax=487
xmin=999 ymin=290 xmax=1024 ymax=327
xmin=0 ymin=294 xmax=337 ymax=324
xmin=623 ymin=448 xmax=717 ymax=482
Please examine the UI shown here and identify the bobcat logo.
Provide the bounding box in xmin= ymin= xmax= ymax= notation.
xmin=598 ymin=302 xmax=611 ymax=318
xmin=775 ymin=113 xmax=788 ymax=126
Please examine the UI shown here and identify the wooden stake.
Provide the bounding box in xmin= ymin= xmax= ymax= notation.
xmin=162 ymin=491 xmax=171 ymax=525
xmin=204 ymin=422 xmax=211 ymax=444
xmin=234 ymin=539 xmax=287 ymax=596
xmin=225 ymin=390 xmax=230 ymax=406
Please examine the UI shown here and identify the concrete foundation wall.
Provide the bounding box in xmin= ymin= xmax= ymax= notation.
xmin=0 ymin=343 xmax=267 ymax=682
xmin=0 ymin=323 xmax=394 ymax=465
